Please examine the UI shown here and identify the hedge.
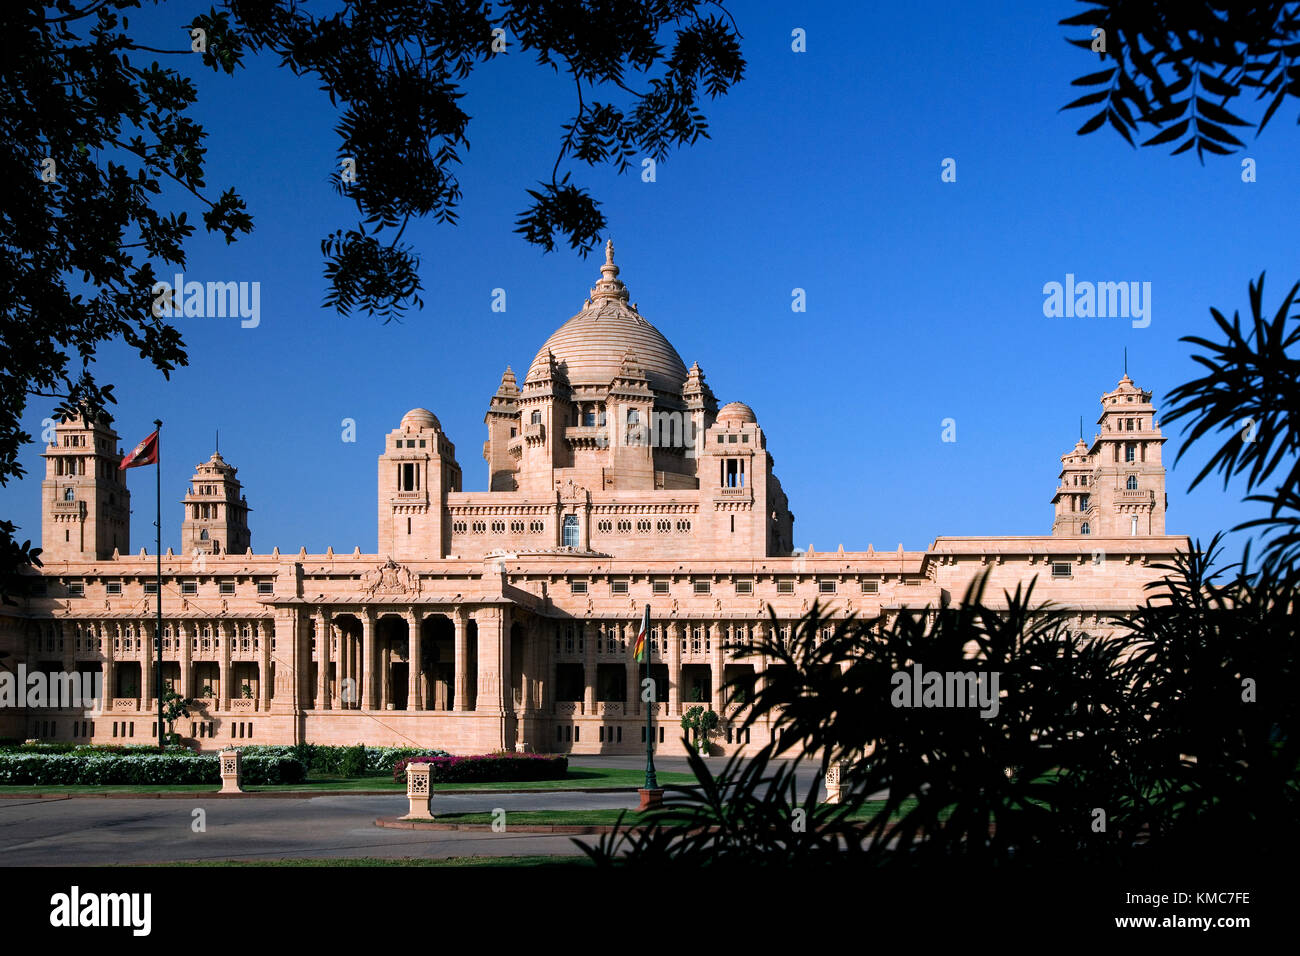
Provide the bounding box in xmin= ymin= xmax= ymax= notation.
xmin=0 ymin=751 xmax=306 ymax=786
xmin=393 ymin=752 xmax=568 ymax=784
xmin=237 ymin=744 xmax=451 ymax=777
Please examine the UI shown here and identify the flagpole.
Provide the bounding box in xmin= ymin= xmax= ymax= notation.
xmin=154 ymin=419 xmax=164 ymax=749
xmin=644 ymin=603 xmax=658 ymax=791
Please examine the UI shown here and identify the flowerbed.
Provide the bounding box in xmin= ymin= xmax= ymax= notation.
xmin=393 ymin=752 xmax=568 ymax=784
xmin=0 ymin=751 xmax=306 ymax=786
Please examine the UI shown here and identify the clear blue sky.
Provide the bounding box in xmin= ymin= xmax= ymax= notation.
xmin=5 ymin=0 xmax=1285 ymax=561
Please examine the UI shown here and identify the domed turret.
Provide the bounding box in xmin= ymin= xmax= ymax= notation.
xmin=717 ymin=402 xmax=757 ymax=425
xmin=400 ymin=408 xmax=440 ymax=431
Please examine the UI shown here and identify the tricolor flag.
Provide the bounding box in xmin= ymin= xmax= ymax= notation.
xmin=632 ymin=604 xmax=650 ymax=663
xmin=118 ymin=429 xmax=159 ymax=470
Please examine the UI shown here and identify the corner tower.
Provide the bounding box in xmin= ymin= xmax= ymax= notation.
xmin=379 ymin=408 xmax=461 ymax=559
xmin=40 ymin=413 xmax=130 ymax=561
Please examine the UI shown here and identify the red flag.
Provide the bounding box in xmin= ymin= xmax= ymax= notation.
xmin=119 ymin=429 xmax=159 ymax=470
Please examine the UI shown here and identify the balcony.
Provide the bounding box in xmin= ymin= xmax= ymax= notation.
xmin=564 ymin=425 xmax=608 ymax=449
xmin=392 ymin=490 xmax=427 ymax=505
xmin=1117 ymin=489 xmax=1154 ymax=501
xmin=523 ymin=422 xmax=545 ymax=443
xmin=111 ymin=697 xmax=139 ymax=711
xmin=51 ymin=500 xmax=86 ymax=516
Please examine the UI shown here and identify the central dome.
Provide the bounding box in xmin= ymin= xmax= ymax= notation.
xmin=526 ymin=242 xmax=688 ymax=394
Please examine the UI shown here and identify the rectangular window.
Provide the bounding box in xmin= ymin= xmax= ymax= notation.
xmin=67 ymin=581 xmax=84 ymax=597
xmin=570 ymin=580 xmax=588 ymax=594
xmin=256 ymin=581 xmax=273 ymax=595
xmin=181 ymin=581 xmax=198 ymax=595
xmin=735 ymin=579 xmax=753 ymax=595
xmin=144 ymin=582 xmax=158 ymax=595
xmin=860 ymin=580 xmax=879 ymax=594
xmin=818 ymin=580 xmax=836 ymax=594
xmin=1051 ymin=562 xmax=1073 ymax=579
xmin=776 ymin=580 xmax=795 ymax=594
xmin=105 ymin=581 xmax=122 ymax=596
xmin=611 ymin=580 xmax=629 ymax=595
xmin=651 ymin=580 xmax=670 ymax=595
xmin=219 ymin=581 xmax=235 ymax=595
xmin=693 ymin=580 xmax=711 ymax=595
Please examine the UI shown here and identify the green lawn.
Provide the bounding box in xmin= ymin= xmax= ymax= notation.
xmin=410 ymin=801 xmax=913 ymax=827
xmin=0 ymin=765 xmax=702 ymax=795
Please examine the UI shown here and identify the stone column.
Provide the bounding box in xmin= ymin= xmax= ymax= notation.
xmin=452 ymin=608 xmax=469 ymax=711
xmin=361 ymin=610 xmax=375 ymax=710
xmin=473 ymin=607 xmax=504 ymax=715
xmin=624 ymin=620 xmax=640 ymax=717
xmin=101 ymin=621 xmax=115 ymax=705
xmin=259 ymin=620 xmax=272 ymax=709
xmin=405 ymin=608 xmax=419 ymax=711
xmin=139 ymin=621 xmax=152 ymax=706
xmin=315 ymin=608 xmax=330 ymax=710
xmin=180 ymin=621 xmax=194 ymax=700
xmin=351 ymin=628 xmax=360 ymax=708
xmin=753 ymin=622 xmax=768 ymax=699
xmin=667 ymin=622 xmax=682 ymax=717
xmin=710 ymin=622 xmax=724 ymax=712
xmin=381 ymin=625 xmax=392 ymax=710
xmin=582 ymin=620 xmax=597 ymax=716
xmin=501 ymin=607 xmax=513 ymax=718
xmin=218 ymin=620 xmax=232 ymax=711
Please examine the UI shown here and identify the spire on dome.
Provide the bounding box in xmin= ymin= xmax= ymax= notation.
xmin=590 ymin=238 xmax=629 ymax=302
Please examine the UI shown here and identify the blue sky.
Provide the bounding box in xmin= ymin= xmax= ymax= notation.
xmin=5 ymin=0 xmax=1285 ymax=561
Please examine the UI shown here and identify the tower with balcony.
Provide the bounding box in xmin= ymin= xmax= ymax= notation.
xmin=181 ymin=451 xmax=252 ymax=556
xmin=1052 ymin=374 xmax=1168 ymax=536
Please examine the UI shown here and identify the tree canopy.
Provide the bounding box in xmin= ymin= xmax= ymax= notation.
xmin=0 ymin=0 xmax=744 ymax=596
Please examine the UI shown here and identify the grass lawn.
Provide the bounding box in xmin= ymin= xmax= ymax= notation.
xmin=0 ymin=765 xmax=702 ymax=795
xmin=412 ymin=800 xmax=914 ymax=827
xmin=149 ymin=855 xmax=593 ymax=867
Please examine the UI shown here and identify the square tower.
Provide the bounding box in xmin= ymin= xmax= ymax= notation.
xmin=40 ymin=414 xmax=130 ymax=561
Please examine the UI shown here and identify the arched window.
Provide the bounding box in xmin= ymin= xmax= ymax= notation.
xmin=530 ymin=410 xmax=542 ymax=425
xmin=627 ymin=409 xmax=640 ymax=424
xmin=1080 ymin=522 xmax=1090 ymax=535
xmin=1126 ymin=475 xmax=1138 ymax=490
xmin=63 ymin=488 xmax=74 ymax=501
xmin=1124 ymin=443 xmax=1136 ymax=463
xmin=199 ymin=529 xmax=209 ymax=540
xmin=562 ymin=515 xmax=579 ymax=548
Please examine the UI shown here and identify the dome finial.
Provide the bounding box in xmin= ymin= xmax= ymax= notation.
xmin=590 ymin=237 xmax=628 ymax=301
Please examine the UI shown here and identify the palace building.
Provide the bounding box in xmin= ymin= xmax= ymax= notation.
xmin=0 ymin=244 xmax=1191 ymax=754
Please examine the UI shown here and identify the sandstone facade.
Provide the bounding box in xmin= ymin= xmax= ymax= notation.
xmin=1 ymin=245 xmax=1191 ymax=756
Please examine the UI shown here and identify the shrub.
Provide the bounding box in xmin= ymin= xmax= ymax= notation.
xmin=393 ymin=752 xmax=567 ymax=784
xmin=0 ymin=751 xmax=305 ymax=786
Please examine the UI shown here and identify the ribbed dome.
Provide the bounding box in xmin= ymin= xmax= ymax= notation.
xmin=526 ymin=241 xmax=688 ymax=394
xmin=400 ymin=408 xmax=440 ymax=431
xmin=717 ymin=402 xmax=757 ymax=424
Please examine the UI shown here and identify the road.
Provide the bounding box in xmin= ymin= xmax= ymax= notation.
xmin=0 ymin=756 xmax=826 ymax=866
